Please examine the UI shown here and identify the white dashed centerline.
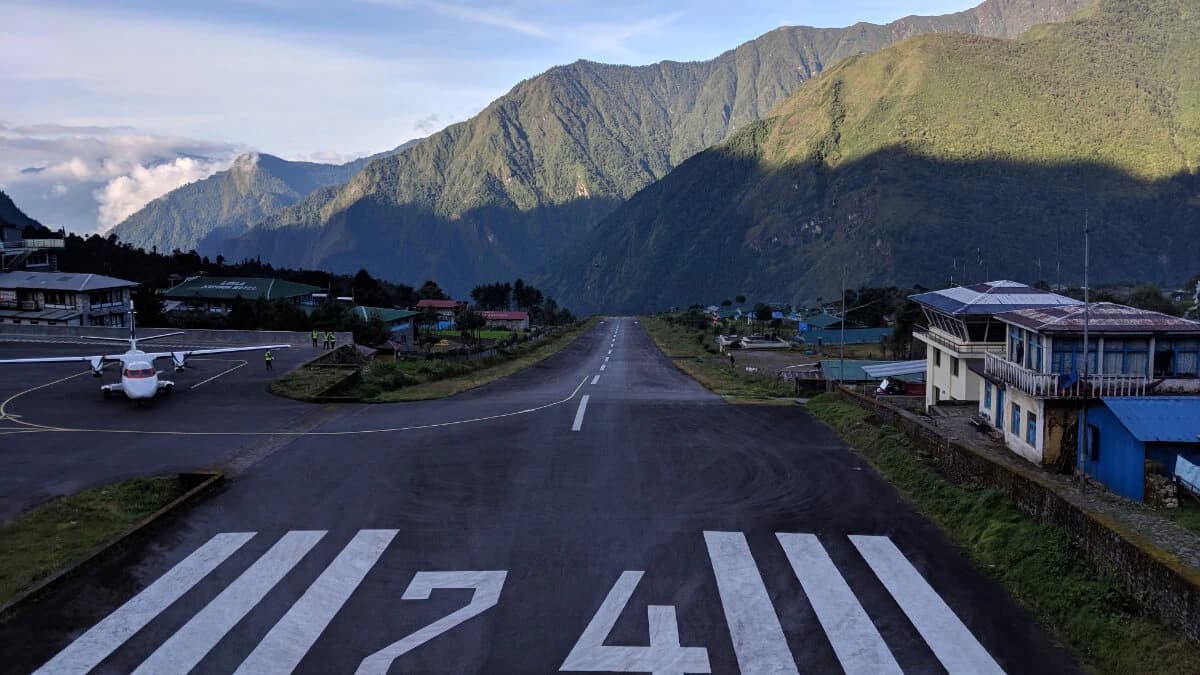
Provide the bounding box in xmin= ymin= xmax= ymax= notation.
xmin=599 ymin=364 xmax=606 ymax=372
xmin=571 ymin=395 xmax=590 ymax=431
xmin=591 ymin=375 xmax=601 ymax=385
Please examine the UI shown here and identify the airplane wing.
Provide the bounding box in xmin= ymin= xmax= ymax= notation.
xmin=0 ymin=354 xmax=121 ymax=367
xmin=145 ymin=344 xmax=291 ymax=365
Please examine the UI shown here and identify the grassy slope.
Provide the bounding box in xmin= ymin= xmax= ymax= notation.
xmin=640 ymin=317 xmax=800 ymax=399
xmin=363 ymin=319 xmax=597 ymax=402
xmin=0 ymin=476 xmax=191 ymax=605
xmin=545 ymin=0 xmax=1200 ymax=312
xmin=806 ymin=395 xmax=1200 ymax=673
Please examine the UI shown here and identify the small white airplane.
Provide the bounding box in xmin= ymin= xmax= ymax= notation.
xmin=0 ymin=303 xmax=289 ymax=404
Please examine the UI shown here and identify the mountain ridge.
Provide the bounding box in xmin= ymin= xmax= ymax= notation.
xmin=537 ymin=0 xmax=1200 ymax=312
xmin=209 ymin=0 xmax=1090 ymax=293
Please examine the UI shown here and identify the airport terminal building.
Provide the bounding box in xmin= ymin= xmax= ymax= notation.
xmin=163 ymin=276 xmax=323 ymax=314
xmin=0 ymin=270 xmax=138 ymax=326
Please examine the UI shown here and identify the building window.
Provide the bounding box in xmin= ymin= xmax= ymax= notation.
xmin=984 ymin=382 xmax=992 ymax=408
xmin=1155 ymin=339 xmax=1200 ymax=378
xmin=1026 ymin=411 xmax=1037 ymax=446
xmin=951 ymin=357 xmax=960 ymax=376
xmin=1011 ymin=403 xmax=1021 ymax=437
xmin=934 ymin=349 xmax=941 ymax=367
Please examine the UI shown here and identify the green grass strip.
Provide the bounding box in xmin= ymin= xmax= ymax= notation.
xmin=0 ymin=475 xmax=191 ymax=606
xmin=805 ymin=394 xmax=1200 ymax=674
xmin=640 ymin=316 xmax=803 ymax=399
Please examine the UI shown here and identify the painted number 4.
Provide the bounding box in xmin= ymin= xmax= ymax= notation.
xmin=561 ymin=571 xmax=711 ymax=674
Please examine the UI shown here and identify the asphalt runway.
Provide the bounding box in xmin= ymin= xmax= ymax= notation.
xmin=0 ymin=319 xmax=1079 ymax=674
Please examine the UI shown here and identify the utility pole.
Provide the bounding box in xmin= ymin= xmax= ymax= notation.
xmin=840 ymin=265 xmax=847 ymax=388
xmin=1078 ymin=213 xmax=1090 ymax=487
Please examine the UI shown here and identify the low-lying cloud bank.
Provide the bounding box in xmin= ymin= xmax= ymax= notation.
xmin=0 ymin=122 xmax=242 ymax=234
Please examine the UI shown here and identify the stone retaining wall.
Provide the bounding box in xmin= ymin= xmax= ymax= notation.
xmin=835 ymin=387 xmax=1200 ymax=644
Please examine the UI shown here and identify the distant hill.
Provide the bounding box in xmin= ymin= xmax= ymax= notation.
xmin=110 ymin=139 xmax=422 ymax=254
xmin=213 ymin=0 xmax=1089 ymax=294
xmin=0 ymin=189 xmax=41 ymax=230
xmin=538 ymin=0 xmax=1200 ymax=313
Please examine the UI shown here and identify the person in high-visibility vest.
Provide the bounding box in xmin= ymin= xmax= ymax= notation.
xmin=264 ymin=350 xmax=274 ymax=371
xmin=311 ymin=328 xmax=319 ymax=348
xmin=326 ymin=331 xmax=336 ymax=350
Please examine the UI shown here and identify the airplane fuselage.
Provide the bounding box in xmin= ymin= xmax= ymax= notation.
xmin=102 ymin=351 xmax=173 ymax=401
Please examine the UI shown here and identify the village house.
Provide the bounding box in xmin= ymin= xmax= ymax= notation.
xmin=479 ymin=310 xmax=530 ymax=331
xmin=0 ymin=270 xmax=137 ymax=326
xmin=978 ymin=302 xmax=1200 ymax=474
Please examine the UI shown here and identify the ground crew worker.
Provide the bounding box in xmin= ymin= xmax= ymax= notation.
xmin=311 ymin=328 xmax=319 ymax=348
xmin=326 ymin=331 xmax=336 ymax=350
xmin=264 ymin=350 xmax=274 ymax=371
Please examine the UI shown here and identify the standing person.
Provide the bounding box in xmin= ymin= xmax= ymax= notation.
xmin=326 ymin=331 xmax=336 ymax=350
xmin=264 ymin=350 xmax=274 ymax=371
xmin=729 ymin=353 xmax=735 ymax=368
xmin=311 ymin=328 xmax=319 ymax=348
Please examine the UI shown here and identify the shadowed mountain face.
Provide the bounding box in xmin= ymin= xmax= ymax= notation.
xmin=207 ymin=0 xmax=1089 ymax=294
xmin=538 ymin=0 xmax=1200 ymax=313
xmin=110 ymin=140 xmax=421 ymax=254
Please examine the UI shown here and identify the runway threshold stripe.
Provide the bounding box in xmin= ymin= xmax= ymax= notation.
xmin=235 ymin=530 xmax=397 ymax=675
xmin=703 ymin=531 xmax=798 ymax=675
xmin=777 ymin=533 xmax=901 ymax=675
xmin=571 ymin=395 xmax=590 ymax=431
xmin=599 ymin=364 xmax=607 ymax=371
xmin=34 ymin=532 xmax=255 ymax=675
xmin=132 ymin=530 xmax=326 ymax=675
xmin=591 ymin=375 xmax=601 ymax=385
xmin=849 ymin=535 xmax=1003 ymax=675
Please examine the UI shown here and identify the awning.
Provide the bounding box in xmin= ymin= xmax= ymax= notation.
xmin=861 ymin=360 xmax=927 ymax=378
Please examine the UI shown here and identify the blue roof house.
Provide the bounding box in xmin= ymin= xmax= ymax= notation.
xmin=1083 ymin=397 xmax=1200 ymax=501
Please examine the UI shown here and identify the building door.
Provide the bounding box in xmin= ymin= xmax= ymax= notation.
xmin=996 ymin=388 xmax=1005 ymax=431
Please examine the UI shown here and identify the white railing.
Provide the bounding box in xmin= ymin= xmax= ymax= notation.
xmin=984 ymin=352 xmax=1150 ymax=398
xmin=913 ymin=328 xmax=1004 ymax=355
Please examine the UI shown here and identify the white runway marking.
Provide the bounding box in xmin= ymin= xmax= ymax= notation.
xmin=850 ymin=535 xmax=1004 ymax=675
xmin=607 ymin=349 xmax=612 ymax=355
xmin=356 ymin=571 xmax=507 ymax=674
xmin=571 ymin=395 xmax=590 ymax=431
xmin=34 ymin=532 xmax=255 ymax=675
xmin=133 ymin=530 xmax=326 ymax=675
xmin=235 ymin=529 xmax=398 ymax=675
xmin=591 ymin=375 xmax=601 ymax=385
xmin=189 ymin=359 xmax=247 ymax=389
xmin=703 ymin=531 xmax=798 ymax=674
xmin=604 ymin=356 xmax=609 ymax=363
xmin=599 ymin=364 xmax=606 ymax=371
xmin=777 ymin=533 xmax=901 ymax=674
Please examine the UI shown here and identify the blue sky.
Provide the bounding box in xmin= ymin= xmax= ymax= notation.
xmin=0 ymin=0 xmax=977 ymax=232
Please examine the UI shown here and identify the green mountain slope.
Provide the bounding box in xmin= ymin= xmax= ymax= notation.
xmin=540 ymin=0 xmax=1200 ymax=313
xmin=0 ymin=189 xmax=41 ymax=229
xmin=110 ymin=139 xmax=421 ymax=254
xmin=217 ymin=0 xmax=1089 ymax=293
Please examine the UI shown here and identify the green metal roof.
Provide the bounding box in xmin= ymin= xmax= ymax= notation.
xmin=163 ymin=276 xmax=322 ymax=301
xmin=355 ymin=306 xmax=419 ymax=323
xmin=820 ymin=359 xmax=894 ymax=382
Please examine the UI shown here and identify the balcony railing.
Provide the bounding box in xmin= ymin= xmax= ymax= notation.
xmin=984 ymin=352 xmax=1150 ymax=398
xmin=913 ymin=327 xmax=1004 ymax=355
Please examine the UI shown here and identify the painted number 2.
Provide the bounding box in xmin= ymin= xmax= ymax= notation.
xmin=356 ymin=570 xmax=507 ymax=675
xmin=561 ymin=571 xmax=711 ymax=674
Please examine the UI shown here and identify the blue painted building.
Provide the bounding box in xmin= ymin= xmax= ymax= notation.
xmin=1084 ymin=397 xmax=1200 ymax=501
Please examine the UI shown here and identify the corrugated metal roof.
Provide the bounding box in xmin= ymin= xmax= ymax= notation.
xmin=414 ymin=299 xmax=463 ymax=309
xmin=819 ymin=359 xmax=893 ymax=381
xmin=999 ymin=302 xmax=1200 ymax=334
xmin=163 ymin=276 xmax=321 ymax=301
xmin=356 ymin=306 xmax=419 ymax=323
xmin=0 ymin=271 xmax=137 ymax=292
xmin=480 ymin=311 xmax=528 ymax=321
xmin=1100 ymin=397 xmax=1200 ymax=443
xmin=0 ymin=307 xmax=82 ymax=321
xmin=862 ymin=360 xmax=927 ymax=378
xmin=910 ymin=280 xmax=1079 ymax=316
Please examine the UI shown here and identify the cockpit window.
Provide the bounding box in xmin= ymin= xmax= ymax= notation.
xmin=123 ymin=368 xmax=156 ymax=378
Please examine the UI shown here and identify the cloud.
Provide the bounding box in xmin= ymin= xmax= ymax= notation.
xmin=0 ymin=123 xmax=243 ymax=234
xmin=413 ymin=114 xmax=442 ymax=134
xmin=94 ymin=157 xmax=228 ymax=229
